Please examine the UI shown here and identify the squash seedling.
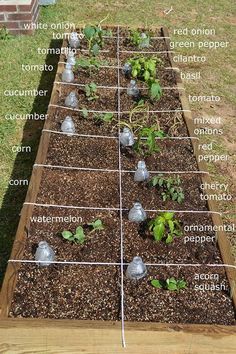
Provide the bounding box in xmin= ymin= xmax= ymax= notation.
xmin=134 ymin=125 xmax=165 ymax=157
xmin=151 ymin=278 xmax=187 ymax=291
xmin=84 ymin=82 xmax=99 ymax=101
xmin=61 ymin=219 xmax=104 ymax=244
xmin=149 ymin=174 xmax=185 ymax=204
xmin=148 ymin=212 xmax=182 ymax=244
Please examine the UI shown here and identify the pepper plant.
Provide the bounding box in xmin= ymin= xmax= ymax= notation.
xmin=61 ymin=219 xmax=104 ymax=244
xmin=148 ymin=212 xmax=182 ymax=244
xmin=128 ymin=57 xmax=163 ymax=100
xmin=94 ymin=112 xmax=114 ymax=124
xmin=134 ymin=125 xmax=165 ymax=156
xmin=151 ymin=278 xmax=187 ymax=291
xmin=149 ymin=174 xmax=185 ymax=204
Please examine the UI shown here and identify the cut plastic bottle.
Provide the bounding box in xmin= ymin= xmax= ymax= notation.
xmin=139 ymin=32 xmax=150 ymax=48
xmin=65 ymin=91 xmax=78 ymax=108
xmin=128 ymin=202 xmax=147 ymax=223
xmin=35 ymin=241 xmax=55 ymax=267
xmin=120 ymin=127 xmax=135 ymax=147
xmin=69 ymin=31 xmax=80 ymax=49
xmin=62 ymin=63 xmax=74 ymax=83
xmin=61 ymin=116 xmax=76 ymax=134
xmin=122 ymin=62 xmax=132 ymax=77
xmin=126 ymin=256 xmax=147 ymax=280
xmin=127 ymin=80 xmax=140 ymax=100
xmin=134 ymin=161 xmax=150 ymax=182
xmin=67 ymin=51 xmax=76 ymax=66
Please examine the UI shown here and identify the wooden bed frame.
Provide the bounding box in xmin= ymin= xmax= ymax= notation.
xmin=0 ymin=26 xmax=235 ymax=354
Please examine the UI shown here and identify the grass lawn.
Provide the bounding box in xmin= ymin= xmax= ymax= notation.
xmin=0 ymin=0 xmax=235 ymax=286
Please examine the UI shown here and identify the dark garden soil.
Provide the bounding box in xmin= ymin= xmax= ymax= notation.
xmin=122 ymin=173 xmax=208 ymax=210
xmin=121 ymin=139 xmax=198 ymax=171
xmin=46 ymin=135 xmax=119 ymax=170
xmin=9 ymin=26 xmax=236 ymax=325
xmin=23 ymin=207 xmax=121 ymax=262
xmin=48 ymin=107 xmax=119 ymax=137
xmin=10 ymin=265 xmax=121 ymax=320
xmin=55 ymin=84 xmax=118 ymax=111
xmin=36 ymin=169 xmax=120 ymax=209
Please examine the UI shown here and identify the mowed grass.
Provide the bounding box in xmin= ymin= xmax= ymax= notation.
xmin=0 ymin=0 xmax=235 ymax=285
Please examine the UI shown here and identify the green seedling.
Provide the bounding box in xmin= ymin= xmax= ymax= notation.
xmin=61 ymin=219 xmax=104 ymax=244
xmin=134 ymin=125 xmax=165 ymax=156
xmin=151 ymin=277 xmax=187 ymax=291
xmin=94 ymin=113 xmax=114 ymax=124
xmin=83 ymin=18 xmax=112 ymax=56
xmin=128 ymin=57 xmax=163 ymax=100
xmin=148 ymin=212 xmax=182 ymax=244
xmin=62 ymin=226 xmax=85 ymax=244
xmin=88 ymin=219 xmax=104 ymax=232
xmin=84 ymin=82 xmax=99 ymax=101
xmin=149 ymin=174 xmax=185 ymax=204
xmin=82 ymin=107 xmax=89 ymax=118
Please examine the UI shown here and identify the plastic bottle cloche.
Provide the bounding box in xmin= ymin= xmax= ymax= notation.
xmin=134 ymin=161 xmax=150 ymax=182
xmin=35 ymin=241 xmax=55 ymax=267
xmin=65 ymin=91 xmax=78 ymax=108
xmin=122 ymin=62 xmax=132 ymax=77
xmin=120 ymin=127 xmax=135 ymax=147
xmin=61 ymin=116 xmax=76 ymax=134
xmin=126 ymin=256 xmax=147 ymax=280
xmin=62 ymin=63 xmax=74 ymax=83
xmin=128 ymin=202 xmax=147 ymax=223
xmin=67 ymin=51 xmax=76 ymax=66
xmin=127 ymin=80 xmax=140 ymax=100
xmin=69 ymin=31 xmax=80 ymax=49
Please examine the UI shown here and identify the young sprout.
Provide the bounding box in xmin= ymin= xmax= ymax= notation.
xmin=134 ymin=125 xmax=165 ymax=157
xmin=61 ymin=219 xmax=104 ymax=245
xmin=81 ymin=107 xmax=89 ymax=118
xmin=148 ymin=212 xmax=182 ymax=244
xmin=94 ymin=113 xmax=114 ymax=124
xmin=83 ymin=18 xmax=112 ymax=56
xmin=75 ymin=56 xmax=107 ymax=74
xmin=149 ymin=174 xmax=185 ymax=204
xmin=151 ymin=278 xmax=187 ymax=291
xmin=84 ymin=82 xmax=99 ymax=101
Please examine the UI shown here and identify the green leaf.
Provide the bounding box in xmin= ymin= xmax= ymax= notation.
xmin=168 ymin=220 xmax=174 ymax=233
xmin=177 ymin=280 xmax=187 ymax=290
xmin=82 ymin=108 xmax=89 ymax=118
xmin=88 ymin=219 xmax=104 ymax=231
xmin=151 ymin=279 xmax=162 ymax=288
xmin=144 ymin=70 xmax=150 ymax=81
xmin=92 ymin=43 xmax=100 ymax=56
xmin=62 ymin=231 xmax=73 ymax=239
xmin=163 ymin=212 xmax=174 ymax=221
xmin=166 ymin=233 xmax=173 ymax=244
xmin=84 ymin=26 xmax=96 ymax=39
xmin=167 ymin=282 xmax=178 ymax=291
xmin=150 ymin=82 xmax=162 ymax=100
xmin=153 ymin=223 xmax=165 ymax=241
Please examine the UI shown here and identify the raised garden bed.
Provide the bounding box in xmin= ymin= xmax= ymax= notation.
xmin=1 ymin=25 xmax=236 ymax=353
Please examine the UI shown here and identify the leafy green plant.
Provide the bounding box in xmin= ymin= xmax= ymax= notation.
xmin=149 ymin=174 xmax=185 ymax=204
xmin=0 ymin=27 xmax=12 ymax=40
xmin=148 ymin=212 xmax=182 ymax=244
xmin=94 ymin=112 xmax=114 ymax=124
xmin=129 ymin=30 xmax=150 ymax=48
xmin=134 ymin=125 xmax=165 ymax=156
xmin=83 ymin=18 xmax=112 ymax=56
xmin=128 ymin=57 xmax=163 ymax=100
xmin=84 ymin=82 xmax=99 ymax=101
xmin=61 ymin=219 xmax=104 ymax=244
xmin=151 ymin=278 xmax=187 ymax=291
xmin=75 ymin=57 xmax=107 ymax=74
